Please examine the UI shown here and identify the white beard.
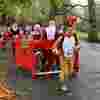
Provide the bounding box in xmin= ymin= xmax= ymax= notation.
xmin=46 ymin=26 xmax=56 ymax=40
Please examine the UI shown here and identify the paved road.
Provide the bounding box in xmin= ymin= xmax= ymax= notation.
xmin=1 ymin=40 xmax=100 ymax=100
xmin=31 ymin=41 xmax=100 ymax=100
xmin=15 ymin=40 xmax=100 ymax=100
xmin=80 ymin=41 xmax=100 ymax=100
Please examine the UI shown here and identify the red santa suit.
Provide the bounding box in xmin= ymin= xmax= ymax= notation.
xmin=31 ymin=24 xmax=42 ymax=40
xmin=66 ymin=16 xmax=80 ymax=74
xmin=3 ymin=31 xmax=12 ymax=40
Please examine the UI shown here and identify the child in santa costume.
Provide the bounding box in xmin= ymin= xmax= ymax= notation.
xmin=52 ymin=26 xmax=75 ymax=94
xmin=66 ymin=16 xmax=80 ymax=77
xmin=52 ymin=16 xmax=80 ymax=93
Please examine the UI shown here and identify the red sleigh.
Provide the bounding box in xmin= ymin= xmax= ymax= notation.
xmin=15 ymin=39 xmax=55 ymax=79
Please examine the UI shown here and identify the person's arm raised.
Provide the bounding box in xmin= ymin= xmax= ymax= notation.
xmin=52 ymin=35 xmax=63 ymax=49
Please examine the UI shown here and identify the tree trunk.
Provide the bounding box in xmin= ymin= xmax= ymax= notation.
xmin=88 ymin=0 xmax=98 ymax=42
xmin=55 ymin=15 xmax=64 ymax=25
xmin=49 ymin=0 xmax=64 ymax=25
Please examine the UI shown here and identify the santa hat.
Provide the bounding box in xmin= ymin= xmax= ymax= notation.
xmin=66 ymin=16 xmax=77 ymax=27
xmin=33 ymin=24 xmax=41 ymax=30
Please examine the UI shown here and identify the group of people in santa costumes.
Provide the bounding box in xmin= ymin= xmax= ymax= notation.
xmin=0 ymin=16 xmax=80 ymax=93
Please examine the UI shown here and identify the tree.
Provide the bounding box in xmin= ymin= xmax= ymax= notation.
xmin=88 ymin=0 xmax=98 ymax=42
xmin=0 ymin=0 xmax=33 ymax=24
xmin=49 ymin=0 xmax=64 ymax=25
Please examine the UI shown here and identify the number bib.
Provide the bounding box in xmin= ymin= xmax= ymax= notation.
xmin=63 ymin=36 xmax=74 ymax=57
xmin=64 ymin=48 xmax=73 ymax=57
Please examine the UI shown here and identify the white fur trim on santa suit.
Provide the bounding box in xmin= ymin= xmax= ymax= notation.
xmin=46 ymin=26 xmax=56 ymax=40
xmin=34 ymin=24 xmax=41 ymax=30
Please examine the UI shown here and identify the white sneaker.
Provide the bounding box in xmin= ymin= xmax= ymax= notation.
xmin=61 ymin=84 xmax=68 ymax=91
xmin=61 ymin=84 xmax=72 ymax=95
xmin=56 ymin=84 xmax=67 ymax=91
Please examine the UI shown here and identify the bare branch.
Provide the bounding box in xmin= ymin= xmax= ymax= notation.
xmin=63 ymin=4 xmax=88 ymax=16
xmin=63 ymin=4 xmax=89 ymax=22
xmin=64 ymin=4 xmax=88 ymax=8
xmin=64 ymin=9 xmax=89 ymax=22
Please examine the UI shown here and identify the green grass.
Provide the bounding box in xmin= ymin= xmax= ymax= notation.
xmin=16 ymin=80 xmax=32 ymax=96
xmin=79 ymin=32 xmax=100 ymax=41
